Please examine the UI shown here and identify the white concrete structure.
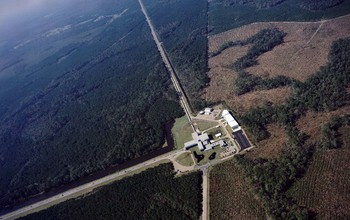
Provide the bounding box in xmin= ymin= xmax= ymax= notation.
xmin=204 ymin=108 xmax=213 ymax=115
xmin=184 ymin=132 xmax=226 ymax=151
xmin=222 ymin=110 xmax=240 ymax=130
xmin=215 ymin=133 xmax=222 ymax=138
xmin=184 ymin=140 xmax=198 ymax=149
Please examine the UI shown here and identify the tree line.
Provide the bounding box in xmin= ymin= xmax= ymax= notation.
xmin=218 ymin=0 xmax=345 ymax=10
xmin=300 ymin=0 xmax=344 ymax=10
xmin=220 ymin=0 xmax=286 ymax=8
xmin=321 ymin=114 xmax=350 ymax=149
xmin=239 ymin=37 xmax=350 ymax=141
xmin=20 ymin=164 xmax=203 ymax=220
xmin=235 ymin=128 xmax=313 ymax=219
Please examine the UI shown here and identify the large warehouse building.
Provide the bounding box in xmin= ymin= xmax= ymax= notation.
xmin=222 ymin=110 xmax=240 ymax=131
xmin=222 ymin=109 xmax=251 ymax=150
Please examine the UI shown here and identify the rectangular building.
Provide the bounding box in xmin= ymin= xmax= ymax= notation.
xmin=233 ymin=130 xmax=250 ymax=150
xmin=222 ymin=110 xmax=240 ymax=130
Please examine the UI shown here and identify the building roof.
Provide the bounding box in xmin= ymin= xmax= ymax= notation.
xmin=233 ymin=130 xmax=250 ymax=150
xmin=221 ymin=110 xmax=230 ymax=117
xmin=198 ymin=142 xmax=205 ymax=151
xmin=222 ymin=110 xmax=240 ymax=129
xmin=192 ymin=132 xmax=209 ymax=142
xmin=184 ymin=140 xmax=198 ymax=148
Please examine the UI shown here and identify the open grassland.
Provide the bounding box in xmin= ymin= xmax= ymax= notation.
xmin=193 ymin=119 xmax=218 ymax=132
xmin=246 ymin=123 xmax=289 ymax=159
xmin=20 ymin=163 xmax=203 ymax=220
xmin=175 ymin=152 xmax=194 ymax=167
xmin=172 ymin=116 xmax=193 ymax=150
xmin=209 ymin=159 xmax=266 ymax=220
xmin=288 ymin=128 xmax=350 ymax=219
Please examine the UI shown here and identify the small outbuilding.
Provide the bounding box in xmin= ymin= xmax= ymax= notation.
xmin=204 ymin=108 xmax=213 ymax=115
xmin=215 ymin=133 xmax=222 ymax=138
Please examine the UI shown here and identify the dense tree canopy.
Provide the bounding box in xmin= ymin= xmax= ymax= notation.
xmin=20 ymin=164 xmax=203 ymax=220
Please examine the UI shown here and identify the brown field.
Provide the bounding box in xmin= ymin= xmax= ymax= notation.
xmin=204 ymin=44 xmax=292 ymax=112
xmin=209 ymin=159 xmax=266 ymax=220
xmin=209 ymin=14 xmax=350 ymax=81
xmin=288 ymin=126 xmax=350 ymax=219
xmin=246 ymin=123 xmax=289 ymax=159
xmin=296 ymin=106 xmax=350 ymax=142
xmin=204 ymin=16 xmax=350 ymax=114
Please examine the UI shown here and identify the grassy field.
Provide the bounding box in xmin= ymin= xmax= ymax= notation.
xmin=287 ymin=126 xmax=350 ymax=219
xmin=172 ymin=116 xmax=193 ymax=150
xmin=194 ymin=119 xmax=218 ymax=132
xmin=175 ymin=152 xmax=194 ymax=167
xmin=209 ymin=159 xmax=266 ymax=220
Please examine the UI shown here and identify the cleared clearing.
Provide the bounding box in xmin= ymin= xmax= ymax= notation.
xmin=175 ymin=152 xmax=194 ymax=167
xmin=205 ymin=14 xmax=350 ymax=132
xmin=171 ymin=116 xmax=193 ymax=150
xmin=288 ymin=127 xmax=350 ymax=219
xmin=210 ymin=159 xmax=266 ymax=220
xmin=209 ymin=14 xmax=350 ymax=81
xmin=204 ymin=43 xmax=292 ymax=112
xmin=246 ymin=123 xmax=289 ymax=159
xmin=193 ymin=119 xmax=218 ymax=131
xmin=296 ymin=106 xmax=350 ymax=142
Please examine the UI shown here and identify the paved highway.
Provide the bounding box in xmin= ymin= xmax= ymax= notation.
xmin=0 ymin=2 xmax=208 ymax=219
xmin=202 ymin=167 xmax=209 ymax=220
xmin=0 ymin=149 xmax=187 ymax=220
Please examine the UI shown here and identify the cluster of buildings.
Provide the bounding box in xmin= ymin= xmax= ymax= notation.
xmin=184 ymin=132 xmax=226 ymax=152
xmin=184 ymin=108 xmax=251 ymax=152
